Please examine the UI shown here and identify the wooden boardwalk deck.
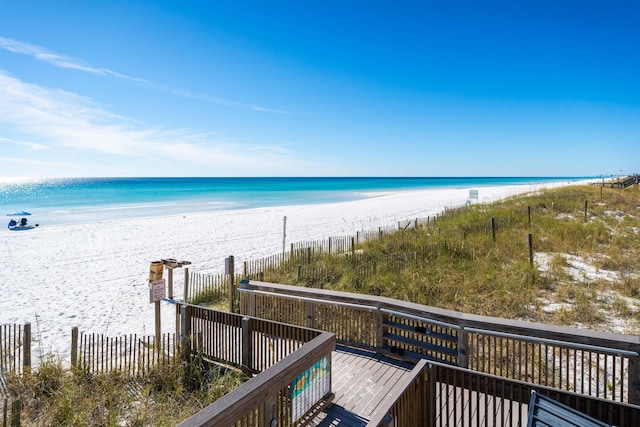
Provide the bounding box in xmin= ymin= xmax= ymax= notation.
xmin=310 ymin=346 xmax=531 ymax=427
xmin=311 ymin=345 xmax=414 ymax=426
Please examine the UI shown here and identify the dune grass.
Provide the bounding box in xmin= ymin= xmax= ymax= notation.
xmin=5 ymin=352 xmax=247 ymax=426
xmin=264 ymin=184 xmax=640 ymax=332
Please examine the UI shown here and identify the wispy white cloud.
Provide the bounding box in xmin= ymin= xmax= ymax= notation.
xmin=0 ymin=36 xmax=288 ymax=114
xmin=0 ymin=71 xmax=319 ymax=176
xmin=0 ymin=136 xmax=48 ymax=151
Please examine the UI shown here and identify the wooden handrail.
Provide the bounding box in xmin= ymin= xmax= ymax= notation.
xmin=239 ymin=279 xmax=640 ymax=404
xmin=240 ymin=280 xmax=639 ymax=352
xmin=177 ymin=332 xmax=335 ymax=427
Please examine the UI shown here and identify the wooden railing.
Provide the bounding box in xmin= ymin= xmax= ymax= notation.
xmin=368 ymin=359 xmax=640 ymax=427
xmin=238 ymin=280 xmax=640 ymax=406
xmin=176 ymin=305 xmax=336 ymax=426
xmin=70 ymin=328 xmax=177 ymax=376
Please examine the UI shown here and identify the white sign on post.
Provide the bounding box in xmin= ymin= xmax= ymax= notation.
xmin=150 ymin=279 xmax=166 ymax=303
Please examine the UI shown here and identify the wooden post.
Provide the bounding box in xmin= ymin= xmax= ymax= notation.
xmin=328 ymin=237 xmax=332 ymax=255
xmin=167 ymin=267 xmax=174 ymax=299
xmin=183 ymin=267 xmax=189 ymax=303
xmin=351 ymin=237 xmax=355 ymax=255
xmin=282 ymin=216 xmax=287 ymax=254
xmin=227 ymin=256 xmax=235 ymax=313
xmin=527 ymin=233 xmax=534 ymax=266
xmin=457 ymin=329 xmax=468 ymax=369
xmin=249 ymin=292 xmax=257 ymax=317
xmin=491 ymin=217 xmax=496 ymax=241
xmin=155 ymin=300 xmax=161 ymax=352
xmin=307 ymin=247 xmax=311 ymax=264
xmin=306 ymin=303 xmax=315 ymax=329
xmin=376 ymin=308 xmax=385 ymax=350
xmin=584 ymin=200 xmax=588 ymax=220
xmin=629 ymin=355 xmax=640 ymax=405
xmin=259 ymin=395 xmax=278 ymax=427
xmin=71 ymin=327 xmax=78 ymax=368
xmin=180 ymin=304 xmax=191 ymax=364
xmin=356 ymin=231 xmax=360 ymax=244
xmin=426 ymin=363 xmax=437 ymax=426
xmin=23 ymin=322 xmax=31 ymax=374
xmin=11 ymin=398 xmax=21 ymax=427
xmin=242 ymin=317 xmax=252 ymax=371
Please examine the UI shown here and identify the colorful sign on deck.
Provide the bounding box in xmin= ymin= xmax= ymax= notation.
xmin=291 ymin=356 xmax=330 ymax=421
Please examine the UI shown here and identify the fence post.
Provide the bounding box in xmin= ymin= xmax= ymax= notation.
xmin=584 ymin=200 xmax=588 ymax=220
xmin=457 ymin=329 xmax=468 ymax=369
xmin=23 ymin=323 xmax=31 ymax=374
xmin=376 ymin=307 xmax=385 ymax=350
xmin=491 ymin=217 xmax=496 ymax=241
xmin=306 ymin=303 xmax=315 ymax=329
xmin=180 ymin=305 xmax=191 ymax=364
xmin=629 ymin=355 xmax=640 ymax=405
xmin=328 ymin=237 xmax=332 ymax=255
xmin=259 ymin=396 xmax=278 ymax=427
xmin=249 ymin=291 xmax=257 ymax=317
xmin=226 ymin=256 xmax=235 ymax=313
xmin=426 ymin=363 xmax=436 ymax=427
xmin=183 ymin=268 xmax=189 ymax=303
xmin=242 ymin=317 xmax=252 ymax=371
xmin=11 ymin=398 xmax=21 ymax=427
xmin=351 ymin=237 xmax=355 ymax=255
xmin=71 ymin=327 xmax=78 ymax=368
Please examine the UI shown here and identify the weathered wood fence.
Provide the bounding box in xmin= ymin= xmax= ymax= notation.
xmin=70 ymin=328 xmax=177 ymax=376
xmin=0 ymin=323 xmax=31 ymax=427
xmin=0 ymin=324 xmax=31 ymax=380
xmin=176 ymin=305 xmax=335 ymax=426
xmin=238 ymin=280 xmax=640 ymax=407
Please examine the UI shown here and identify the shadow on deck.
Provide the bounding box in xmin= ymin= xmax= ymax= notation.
xmin=312 ymin=345 xmax=414 ymax=426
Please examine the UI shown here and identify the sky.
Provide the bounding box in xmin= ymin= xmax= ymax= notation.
xmin=0 ymin=1 xmax=638 ymax=178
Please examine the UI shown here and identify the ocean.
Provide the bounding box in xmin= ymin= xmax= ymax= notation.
xmin=0 ymin=177 xmax=586 ymax=226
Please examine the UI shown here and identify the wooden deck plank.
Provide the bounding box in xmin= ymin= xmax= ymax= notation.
xmin=312 ymin=346 xmax=414 ymax=425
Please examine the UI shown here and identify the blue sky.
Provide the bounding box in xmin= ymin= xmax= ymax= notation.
xmin=0 ymin=1 xmax=638 ymax=177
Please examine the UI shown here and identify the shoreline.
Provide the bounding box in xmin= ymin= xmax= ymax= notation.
xmin=0 ymin=179 xmax=589 ymax=361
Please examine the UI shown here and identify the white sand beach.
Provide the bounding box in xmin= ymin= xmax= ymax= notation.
xmin=0 ymin=181 xmax=584 ymax=362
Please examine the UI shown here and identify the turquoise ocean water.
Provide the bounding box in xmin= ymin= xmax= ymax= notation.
xmin=0 ymin=177 xmax=587 ymax=226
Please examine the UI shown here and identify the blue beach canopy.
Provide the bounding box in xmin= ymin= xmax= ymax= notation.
xmin=6 ymin=211 xmax=31 ymax=216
